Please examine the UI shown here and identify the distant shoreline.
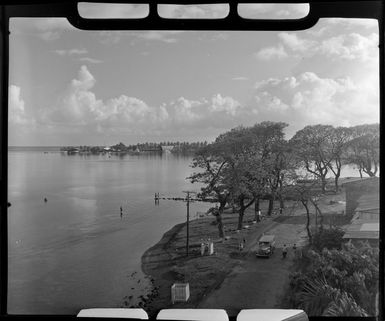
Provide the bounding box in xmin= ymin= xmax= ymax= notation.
xmin=8 ymin=146 xmax=62 ymax=151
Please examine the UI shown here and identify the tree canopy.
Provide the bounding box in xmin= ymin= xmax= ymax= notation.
xmin=189 ymin=122 xmax=379 ymax=237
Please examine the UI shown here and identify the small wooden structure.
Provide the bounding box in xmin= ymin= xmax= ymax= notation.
xmin=171 ymin=283 xmax=190 ymax=304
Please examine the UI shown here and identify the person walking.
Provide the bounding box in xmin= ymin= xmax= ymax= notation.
xmin=293 ymin=243 xmax=297 ymax=258
xmin=120 ymin=206 xmax=123 ymax=219
xmin=200 ymin=240 xmax=205 ymax=256
xmin=282 ymin=244 xmax=288 ymax=259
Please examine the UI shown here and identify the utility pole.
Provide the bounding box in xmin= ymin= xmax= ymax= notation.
xmin=155 ymin=190 xmax=202 ymax=257
xmin=186 ymin=192 xmax=190 ymax=256
xmin=183 ymin=191 xmax=196 ymax=257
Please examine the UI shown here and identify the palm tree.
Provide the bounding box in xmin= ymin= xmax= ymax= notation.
xmin=299 ymin=275 xmax=368 ymax=316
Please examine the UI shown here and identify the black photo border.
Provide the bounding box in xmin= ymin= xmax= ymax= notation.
xmin=0 ymin=1 xmax=383 ymax=321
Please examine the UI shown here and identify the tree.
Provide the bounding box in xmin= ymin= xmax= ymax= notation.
xmin=345 ymin=124 xmax=379 ymax=177
xmin=222 ymin=122 xmax=290 ymax=226
xmin=284 ymin=176 xmax=323 ymax=243
xmin=214 ymin=126 xmax=256 ymax=230
xmin=189 ymin=143 xmax=230 ymax=238
xmin=311 ymin=227 xmax=344 ymax=251
xmin=298 ymin=275 xmax=368 ymax=316
xmin=290 ymin=125 xmax=336 ymax=193
xmin=327 ymin=127 xmax=352 ymax=192
xmin=190 ymin=122 xmax=291 ymax=231
xmin=248 ymin=122 xmax=289 ymax=216
xmin=288 ymin=242 xmax=379 ymax=316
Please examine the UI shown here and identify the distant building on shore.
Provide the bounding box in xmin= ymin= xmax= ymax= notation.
xmin=161 ymin=145 xmax=174 ymax=153
xmin=67 ymin=148 xmax=79 ymax=154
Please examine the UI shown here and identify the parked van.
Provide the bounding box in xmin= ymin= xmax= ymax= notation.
xmin=256 ymin=235 xmax=276 ymax=258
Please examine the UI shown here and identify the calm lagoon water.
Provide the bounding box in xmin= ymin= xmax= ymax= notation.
xmin=8 ymin=150 xmax=212 ymax=314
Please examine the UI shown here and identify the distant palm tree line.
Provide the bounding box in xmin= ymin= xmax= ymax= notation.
xmin=60 ymin=141 xmax=209 ymax=154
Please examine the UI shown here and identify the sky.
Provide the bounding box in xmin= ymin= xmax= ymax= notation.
xmin=8 ymin=4 xmax=379 ymax=146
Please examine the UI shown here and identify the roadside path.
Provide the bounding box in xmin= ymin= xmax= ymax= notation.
xmin=198 ymin=216 xmax=301 ymax=316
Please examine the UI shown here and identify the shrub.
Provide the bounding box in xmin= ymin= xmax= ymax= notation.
xmin=311 ymin=227 xmax=345 ymax=252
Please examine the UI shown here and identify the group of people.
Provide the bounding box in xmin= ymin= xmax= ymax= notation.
xmin=282 ymin=243 xmax=300 ymax=259
xmin=254 ymin=207 xmax=285 ymax=222
xmin=200 ymin=239 xmax=214 ymax=256
xmin=239 ymin=238 xmax=246 ymax=251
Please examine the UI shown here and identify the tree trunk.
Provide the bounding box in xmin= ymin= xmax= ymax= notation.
xmin=301 ymin=199 xmax=312 ymax=244
xmin=321 ymin=176 xmax=327 ymax=193
xmin=237 ymin=197 xmax=255 ymax=229
xmin=267 ymin=197 xmax=274 ymax=216
xmin=310 ymin=198 xmax=323 ymax=231
xmin=215 ymin=201 xmax=226 ymax=238
xmin=364 ymin=169 xmax=376 ymax=177
xmin=278 ymin=178 xmax=284 ymax=210
xmin=279 ymin=197 xmax=284 ymax=210
xmin=334 ymin=175 xmax=339 ymax=194
xmin=237 ymin=207 xmax=245 ymax=230
xmin=254 ymin=198 xmax=260 ymax=221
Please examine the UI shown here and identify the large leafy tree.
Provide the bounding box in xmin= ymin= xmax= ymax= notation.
xmin=283 ymin=176 xmax=323 ymax=243
xmin=345 ymin=124 xmax=379 ymax=177
xmin=225 ymin=122 xmax=290 ymax=226
xmin=248 ymin=122 xmax=289 ymax=216
xmin=190 ymin=122 xmax=291 ymax=232
xmin=189 ymin=142 xmax=230 ymax=238
xmin=290 ymin=125 xmax=334 ymax=193
xmin=215 ymin=126 xmax=256 ymax=230
xmin=327 ymin=126 xmax=352 ymax=192
xmin=289 ymin=241 xmax=379 ymax=316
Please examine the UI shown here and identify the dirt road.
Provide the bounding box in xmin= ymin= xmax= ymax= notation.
xmin=198 ymin=220 xmax=305 ymax=316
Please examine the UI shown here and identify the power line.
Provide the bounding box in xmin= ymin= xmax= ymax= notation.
xmin=154 ymin=191 xmax=215 ymax=256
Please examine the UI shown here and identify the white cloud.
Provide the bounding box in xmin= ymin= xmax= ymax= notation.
xmin=133 ymin=31 xmax=184 ymax=43
xmin=11 ymin=18 xmax=76 ymax=41
xmin=9 ymin=85 xmax=35 ymax=125
xmin=278 ymin=32 xmax=315 ymax=53
xmin=79 ymin=57 xmax=103 ymax=64
xmin=232 ymin=76 xmax=249 ymax=81
xmin=39 ymin=66 xmax=257 ymax=135
xmin=306 ymin=18 xmax=378 ymax=41
xmin=255 ymin=45 xmax=288 ymax=60
xmin=238 ymin=3 xmax=309 ymax=19
xmin=319 ymin=33 xmax=378 ymax=62
xmin=34 ymin=18 xmax=73 ymax=32
xmin=11 ymin=64 xmax=379 ymax=144
xmin=54 ymin=48 xmax=88 ymax=56
xmin=209 ymin=94 xmax=241 ymax=116
xmin=40 ymin=66 xmax=102 ymax=124
xmin=327 ymin=18 xmax=378 ymax=30
xmin=9 ymin=85 xmax=25 ymax=123
xmin=158 ymin=4 xmax=229 ymax=19
xmin=98 ymin=31 xmax=123 ymax=45
xmin=98 ymin=30 xmax=185 ymax=45
xmin=252 ymin=71 xmax=378 ymax=136
xmin=257 ymin=31 xmax=379 ymax=63
xmin=78 ymin=3 xmax=149 ymax=19
xmin=135 ymin=31 xmax=178 ymax=43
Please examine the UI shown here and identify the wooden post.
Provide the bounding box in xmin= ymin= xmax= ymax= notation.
xmin=183 ymin=191 xmax=196 ymax=257
xmin=186 ymin=192 xmax=190 ymax=256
